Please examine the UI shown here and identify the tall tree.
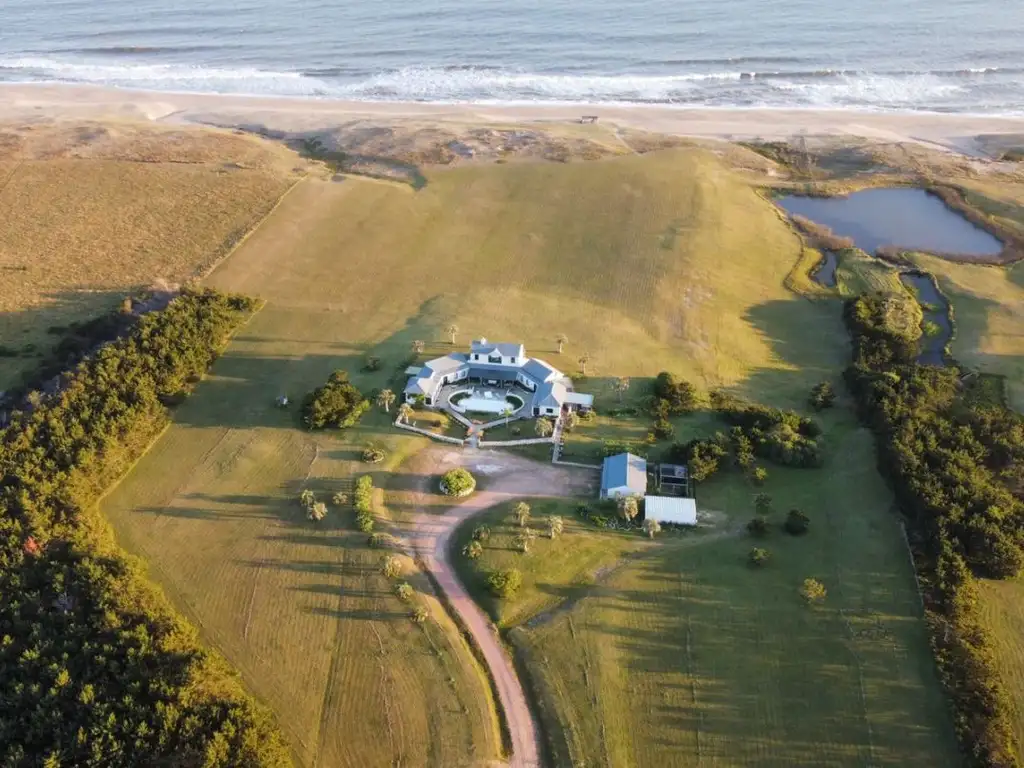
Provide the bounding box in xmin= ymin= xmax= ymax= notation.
xmin=614 ymin=376 xmax=631 ymax=402
xmin=535 ymin=418 xmax=554 ymax=438
xmin=397 ymin=403 xmax=414 ymax=424
xmin=514 ymin=501 xmax=532 ymax=527
xmin=445 ymin=323 xmax=459 ymax=345
xmin=577 ymin=352 xmax=591 ymax=376
xmin=618 ymin=495 xmax=639 ymax=522
xmin=376 ymin=388 xmax=396 ymax=413
xmin=556 ymin=333 xmax=569 ymax=354
xmin=548 ymin=515 xmax=564 ymax=539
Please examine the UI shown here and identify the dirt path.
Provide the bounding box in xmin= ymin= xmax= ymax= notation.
xmin=404 ymin=447 xmax=597 ymax=768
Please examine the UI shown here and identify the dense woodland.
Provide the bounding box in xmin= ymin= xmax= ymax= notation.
xmin=845 ymin=294 xmax=1024 ymax=768
xmin=0 ymin=289 xmax=290 ymax=766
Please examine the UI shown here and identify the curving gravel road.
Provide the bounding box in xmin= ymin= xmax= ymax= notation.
xmin=407 ymin=447 xmax=596 ymax=768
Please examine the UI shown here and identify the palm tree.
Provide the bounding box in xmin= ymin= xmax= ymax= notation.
xmin=577 ymin=352 xmax=591 ymax=376
xmin=514 ymin=501 xmax=531 ymax=527
xmin=502 ymin=404 xmax=513 ymax=428
xmin=381 ymin=555 xmax=402 ymax=580
xmin=397 ymin=403 xmax=414 ymax=424
xmin=535 ymin=418 xmax=553 ymax=438
xmin=613 ymin=376 xmax=630 ymax=402
xmin=514 ymin=529 xmax=536 ymax=553
xmin=411 ymin=339 xmax=425 ymax=355
xmin=445 ymin=323 xmax=459 ymax=345
xmin=556 ymin=333 xmax=569 ymax=354
xmin=548 ymin=515 xmax=564 ymax=539
xmin=376 ymin=388 xmax=396 ymax=413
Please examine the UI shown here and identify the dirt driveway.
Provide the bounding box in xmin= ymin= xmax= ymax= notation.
xmin=402 ymin=447 xmax=597 ymax=768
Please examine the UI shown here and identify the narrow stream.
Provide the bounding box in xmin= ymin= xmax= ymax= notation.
xmin=899 ymin=272 xmax=953 ymax=366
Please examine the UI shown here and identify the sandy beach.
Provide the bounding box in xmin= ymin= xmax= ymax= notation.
xmin=4 ymin=82 xmax=1024 ymax=156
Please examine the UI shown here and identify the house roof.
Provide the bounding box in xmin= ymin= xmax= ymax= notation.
xmin=645 ymin=496 xmax=697 ymax=525
xmin=521 ymin=358 xmax=559 ymax=384
xmin=470 ymin=338 xmax=525 ymax=359
xmin=565 ymin=391 xmax=594 ymax=407
xmin=601 ymin=453 xmax=647 ymax=495
xmin=423 ymin=353 xmax=467 ymax=376
xmin=534 ymin=380 xmax=568 ymax=409
xmin=404 ymin=377 xmax=436 ymax=396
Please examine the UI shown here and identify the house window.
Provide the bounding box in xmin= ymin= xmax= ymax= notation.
xmin=473 ymin=354 xmax=479 ymax=361
xmin=510 ymin=357 xmax=516 ymax=363
xmin=488 ymin=354 xmax=501 ymax=364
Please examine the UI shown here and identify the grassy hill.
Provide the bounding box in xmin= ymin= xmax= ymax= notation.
xmin=0 ymin=121 xmax=300 ymax=389
xmin=99 ymin=146 xmax=873 ymax=766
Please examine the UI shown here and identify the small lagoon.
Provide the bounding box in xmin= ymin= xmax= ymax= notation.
xmin=779 ymin=188 xmax=1002 ymax=258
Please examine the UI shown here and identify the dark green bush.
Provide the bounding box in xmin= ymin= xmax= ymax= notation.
xmin=354 ymin=475 xmax=374 ymax=532
xmin=784 ymin=509 xmax=810 ymax=536
xmin=302 ymin=370 xmax=368 ymax=429
xmin=653 ymin=372 xmax=698 ymax=414
xmin=487 ymin=568 xmax=523 ymax=598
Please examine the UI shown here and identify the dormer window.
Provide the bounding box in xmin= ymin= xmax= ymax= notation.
xmin=473 ymin=354 xmax=480 ymax=361
xmin=488 ymin=354 xmax=502 ymax=364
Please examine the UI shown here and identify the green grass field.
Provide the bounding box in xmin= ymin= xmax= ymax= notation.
xmin=96 ymin=146 xmax=922 ymax=766
xmin=508 ymin=411 xmax=959 ymax=767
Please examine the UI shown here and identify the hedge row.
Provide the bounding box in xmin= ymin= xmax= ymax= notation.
xmin=0 ymin=289 xmax=291 ymax=766
xmin=354 ymin=475 xmax=374 ymax=532
xmin=844 ymin=293 xmax=1023 ymax=768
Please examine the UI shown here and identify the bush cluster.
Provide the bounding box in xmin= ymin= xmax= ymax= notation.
xmin=845 ymin=293 xmax=1024 ymax=768
xmin=712 ymin=394 xmax=823 ymax=468
xmin=302 ymin=370 xmax=369 ymax=429
xmin=652 ymin=371 xmax=698 ymax=417
xmin=0 ymin=289 xmax=290 ymax=766
xmin=440 ymin=468 xmax=476 ymax=497
xmin=354 ymin=475 xmax=374 ymax=532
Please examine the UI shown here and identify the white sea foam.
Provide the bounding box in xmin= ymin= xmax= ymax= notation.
xmin=0 ymin=57 xmax=1016 ymax=112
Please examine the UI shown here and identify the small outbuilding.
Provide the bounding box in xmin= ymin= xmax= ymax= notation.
xmin=644 ymin=496 xmax=697 ymax=526
xmin=600 ymin=452 xmax=647 ymax=499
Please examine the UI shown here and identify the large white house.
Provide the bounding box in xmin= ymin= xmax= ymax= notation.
xmin=403 ymin=338 xmax=593 ymax=416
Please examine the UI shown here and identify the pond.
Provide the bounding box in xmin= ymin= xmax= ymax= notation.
xmin=900 ymin=272 xmax=952 ymax=366
xmin=778 ymin=188 xmax=1003 ymax=259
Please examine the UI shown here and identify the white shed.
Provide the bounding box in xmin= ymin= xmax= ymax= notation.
xmin=644 ymin=496 xmax=697 ymax=526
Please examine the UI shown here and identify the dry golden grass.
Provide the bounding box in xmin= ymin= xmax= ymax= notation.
xmin=0 ymin=121 xmax=301 ymax=389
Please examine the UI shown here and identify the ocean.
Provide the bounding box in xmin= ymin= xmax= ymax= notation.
xmin=2 ymin=0 xmax=1023 ymax=114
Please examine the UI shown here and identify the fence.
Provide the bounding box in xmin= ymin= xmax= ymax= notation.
xmin=477 ymin=437 xmax=554 ymax=448
xmin=394 ymin=420 xmax=466 ymax=445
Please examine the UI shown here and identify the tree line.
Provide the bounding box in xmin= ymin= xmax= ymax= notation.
xmin=0 ymin=289 xmax=291 ymax=766
xmin=844 ymin=293 xmax=1024 ymax=768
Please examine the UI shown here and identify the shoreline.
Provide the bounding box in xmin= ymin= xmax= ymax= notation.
xmin=4 ymin=82 xmax=1024 ymax=155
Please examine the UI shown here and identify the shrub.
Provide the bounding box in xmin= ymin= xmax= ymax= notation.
xmin=361 ymin=443 xmax=387 ymax=463
xmin=749 ymin=547 xmax=770 ymax=567
xmin=302 ymin=370 xmax=368 ymax=429
xmin=643 ymin=519 xmax=662 ymax=538
xmin=617 ymin=495 xmax=640 ymax=522
xmin=747 ymin=516 xmax=769 ymax=538
xmin=754 ymin=493 xmax=773 ymax=515
xmin=354 ymin=475 xmax=374 ymax=532
xmin=653 ymin=418 xmax=675 ymax=440
xmin=653 ymin=372 xmax=698 ymax=414
xmin=440 ymin=468 xmax=476 ymax=497
xmin=308 ymin=502 xmax=328 ymax=522
xmin=487 ymin=568 xmax=523 ymax=598
xmin=810 ymin=381 xmax=836 ymax=410
xmin=674 ymin=437 xmax=727 ymax=482
xmin=784 ymin=509 xmax=810 ymax=536
xmin=380 ymin=555 xmax=402 ymax=580
xmin=800 ymin=578 xmax=827 ymax=603
xmin=463 ymin=541 xmax=483 ymax=559
xmin=751 ymin=466 xmax=768 ymax=486
xmin=472 ymin=525 xmax=491 ymax=542
xmin=363 ymin=355 xmax=382 ymax=372
xmin=411 ymin=606 xmax=430 ymax=623
xmin=395 ymin=582 xmax=414 ymax=601
xmin=368 ymin=533 xmax=394 ymax=549
xmin=300 ymin=489 xmax=316 ymax=509
xmin=332 ymin=491 xmax=349 ymax=506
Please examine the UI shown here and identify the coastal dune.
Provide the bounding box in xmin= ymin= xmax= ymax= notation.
xmin=4 ymin=82 xmax=1024 ymax=156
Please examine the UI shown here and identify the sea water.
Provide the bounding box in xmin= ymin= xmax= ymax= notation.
xmin=2 ymin=0 xmax=1023 ymax=112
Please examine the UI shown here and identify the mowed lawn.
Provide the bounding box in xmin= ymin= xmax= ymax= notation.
xmin=102 ymin=147 xmax=861 ymax=766
xmin=509 ymin=412 xmax=959 ymax=767
xmin=977 ymin=578 xmax=1024 ymax=751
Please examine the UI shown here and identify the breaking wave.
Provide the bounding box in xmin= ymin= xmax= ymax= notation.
xmin=1 ymin=56 xmax=1021 ymax=113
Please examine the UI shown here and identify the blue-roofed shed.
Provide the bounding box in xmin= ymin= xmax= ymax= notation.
xmin=600 ymin=452 xmax=647 ymax=499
